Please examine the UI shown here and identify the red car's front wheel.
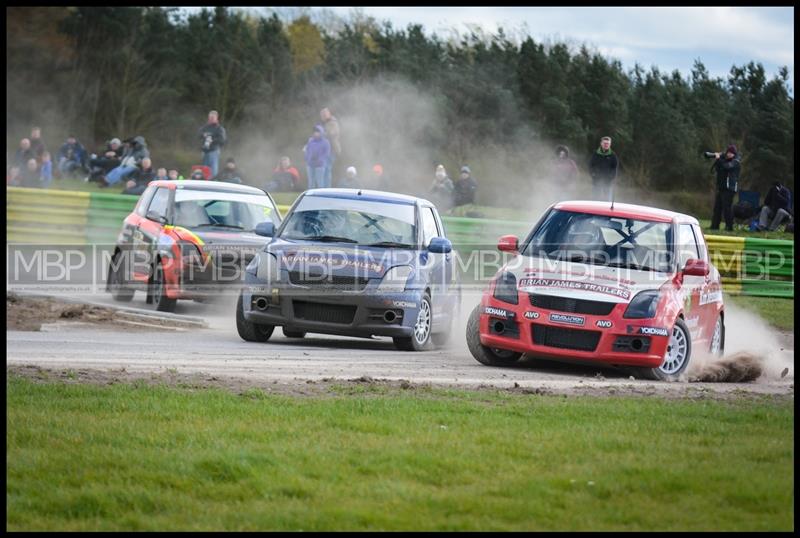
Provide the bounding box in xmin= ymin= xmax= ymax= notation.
xmin=631 ymin=318 xmax=692 ymax=381
xmin=466 ymin=304 xmax=523 ymax=366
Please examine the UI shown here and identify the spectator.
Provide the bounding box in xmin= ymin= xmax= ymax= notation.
xmin=56 ymin=135 xmax=88 ymax=179
xmin=320 ymin=107 xmax=341 ymax=189
xmin=199 ymin=110 xmax=226 ymax=178
xmin=102 ymin=136 xmax=149 ymax=187
xmin=39 ymin=151 xmax=53 ymax=187
xmin=7 ymin=165 xmax=22 ymax=186
xmin=710 ymin=144 xmax=741 ymax=232
xmin=216 ymin=157 xmax=244 ymax=184
xmin=453 ymin=165 xmax=478 ymax=207
xmin=121 ymin=157 xmax=156 ymax=195
xmin=429 ymin=164 xmax=454 ymax=211
xmin=14 ymin=138 xmax=34 ymax=169
xmin=266 ymin=156 xmax=301 ymax=192
xmin=190 ymin=169 xmax=206 ymax=181
xmin=154 ymin=167 xmax=169 ymax=182
xmin=588 ymin=136 xmax=618 ymax=202
xmin=758 ymin=181 xmax=793 ymax=231
xmin=338 ymin=166 xmax=361 ymax=189
xmin=304 ymin=125 xmax=331 ymax=189
xmin=168 ymin=168 xmax=184 ymax=181
xmin=553 ymin=145 xmax=578 ymax=182
xmin=370 ymin=164 xmax=390 ymax=191
xmin=21 ymin=158 xmax=40 ymax=188
xmin=87 ymin=137 xmax=123 ymax=182
xmin=30 ymin=127 xmax=47 ymax=162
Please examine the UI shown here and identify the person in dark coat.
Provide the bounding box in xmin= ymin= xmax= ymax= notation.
xmin=121 ymin=158 xmax=156 ymax=195
xmin=588 ymin=136 xmax=618 ymax=202
xmin=56 ymin=135 xmax=88 ymax=178
xmin=453 ymin=165 xmax=478 ymax=207
xmin=710 ymin=144 xmax=741 ymax=231
xmin=216 ymin=158 xmax=245 ymax=184
xmin=758 ymin=181 xmax=792 ymax=231
xmin=199 ymin=110 xmax=227 ymax=178
xmin=14 ymin=138 xmax=35 ymax=169
xmin=87 ymin=137 xmax=123 ymax=182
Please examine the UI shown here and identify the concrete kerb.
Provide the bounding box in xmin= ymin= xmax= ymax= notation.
xmin=8 ymin=290 xmax=209 ymax=329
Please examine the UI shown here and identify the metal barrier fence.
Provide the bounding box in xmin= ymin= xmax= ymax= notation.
xmin=6 ymin=187 xmax=794 ymax=297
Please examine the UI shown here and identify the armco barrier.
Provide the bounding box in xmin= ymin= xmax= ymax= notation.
xmin=6 ymin=187 xmax=793 ymax=297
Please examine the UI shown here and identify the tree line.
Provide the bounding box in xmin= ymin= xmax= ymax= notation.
xmin=6 ymin=6 xmax=794 ymax=197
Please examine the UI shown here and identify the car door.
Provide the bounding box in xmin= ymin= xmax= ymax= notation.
xmin=132 ymin=186 xmax=172 ymax=283
xmin=692 ymin=223 xmax=721 ymax=342
xmin=677 ymin=223 xmax=704 ymax=340
xmin=420 ymin=205 xmax=447 ymax=321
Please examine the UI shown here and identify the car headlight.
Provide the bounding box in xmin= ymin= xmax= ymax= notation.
xmin=377 ymin=265 xmax=413 ymax=293
xmin=493 ymin=272 xmax=519 ymax=305
xmin=623 ymin=290 xmax=660 ymax=319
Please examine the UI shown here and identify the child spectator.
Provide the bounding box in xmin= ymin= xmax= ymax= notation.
xmin=216 ymin=157 xmax=245 ymax=184
xmin=168 ymin=168 xmax=184 ymax=181
xmin=338 ymin=166 xmax=361 ymax=189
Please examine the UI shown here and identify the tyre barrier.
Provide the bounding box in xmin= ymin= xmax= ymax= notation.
xmin=6 ymin=187 xmax=794 ymax=297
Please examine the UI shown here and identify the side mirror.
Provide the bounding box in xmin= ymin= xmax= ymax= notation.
xmin=683 ymin=258 xmax=709 ymax=276
xmin=145 ymin=210 xmax=167 ymax=225
xmin=254 ymin=221 xmax=275 ymax=238
xmin=497 ymin=234 xmax=519 ymax=253
xmin=427 ymin=237 xmax=452 ymax=254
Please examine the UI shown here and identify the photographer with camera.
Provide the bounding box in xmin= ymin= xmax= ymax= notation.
xmin=198 ymin=110 xmax=227 ymax=178
xmin=708 ymin=144 xmax=741 ymax=231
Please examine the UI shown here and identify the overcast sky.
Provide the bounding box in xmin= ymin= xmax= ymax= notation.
xmin=193 ymin=6 xmax=794 ymax=90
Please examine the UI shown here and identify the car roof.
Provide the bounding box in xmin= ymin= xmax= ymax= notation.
xmin=552 ymin=200 xmax=698 ymax=224
xmin=151 ymin=179 xmax=267 ymax=196
xmin=304 ymin=188 xmax=432 ymax=206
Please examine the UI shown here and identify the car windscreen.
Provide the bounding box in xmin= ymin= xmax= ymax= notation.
xmin=520 ymin=209 xmax=674 ymax=273
xmin=279 ymin=195 xmax=417 ymax=247
xmin=172 ymin=190 xmax=280 ymax=231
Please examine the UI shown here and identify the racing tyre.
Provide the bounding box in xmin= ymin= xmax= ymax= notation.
xmin=236 ymin=293 xmax=274 ymax=342
xmin=466 ymin=304 xmax=523 ymax=366
xmin=149 ymin=260 xmax=177 ymax=313
xmin=282 ymin=329 xmax=306 ymax=338
xmin=709 ymin=313 xmax=725 ymax=357
xmin=393 ymin=293 xmax=434 ymax=351
xmin=630 ymin=318 xmax=692 ymax=381
xmin=108 ymin=249 xmax=134 ymax=302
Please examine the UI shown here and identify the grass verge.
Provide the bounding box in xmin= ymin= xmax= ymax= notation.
xmin=6 ymin=375 xmax=793 ymax=531
xmin=728 ymin=295 xmax=795 ymax=332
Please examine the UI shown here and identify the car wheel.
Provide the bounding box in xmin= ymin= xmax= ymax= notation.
xmin=631 ymin=318 xmax=692 ymax=381
xmin=393 ymin=292 xmax=434 ymax=351
xmin=149 ymin=260 xmax=177 ymax=313
xmin=709 ymin=314 xmax=725 ymax=357
xmin=283 ymin=328 xmax=306 ymax=338
xmin=236 ymin=293 xmax=274 ymax=342
xmin=466 ymin=304 xmax=522 ymax=366
xmin=108 ymin=249 xmax=134 ymax=302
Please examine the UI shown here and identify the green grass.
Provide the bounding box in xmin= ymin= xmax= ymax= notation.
xmin=6 ymin=376 xmax=794 ymax=531
xmin=728 ymin=295 xmax=795 ymax=332
xmin=698 ymin=219 xmax=794 ymax=241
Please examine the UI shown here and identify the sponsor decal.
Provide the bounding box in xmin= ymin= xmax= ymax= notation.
xmin=595 ymin=320 xmax=613 ymax=328
xmin=523 ymin=311 xmax=540 ymax=319
xmin=392 ymin=300 xmax=416 ymax=309
xmin=484 ymin=306 xmax=514 ymax=319
xmin=522 ymin=269 xmax=635 ymax=286
xmin=518 ymin=277 xmax=631 ymax=300
xmin=549 ymin=313 xmax=585 ymax=326
xmin=284 ymin=253 xmax=384 ymax=274
xmin=699 ymin=289 xmax=723 ymax=306
xmin=627 ymin=325 xmax=669 ymax=337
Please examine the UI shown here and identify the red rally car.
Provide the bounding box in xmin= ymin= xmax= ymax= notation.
xmin=106 ymin=180 xmax=281 ymax=312
xmin=466 ymin=201 xmax=725 ymax=381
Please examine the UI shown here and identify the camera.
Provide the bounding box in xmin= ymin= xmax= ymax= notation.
xmin=703 ymin=151 xmax=718 ymax=159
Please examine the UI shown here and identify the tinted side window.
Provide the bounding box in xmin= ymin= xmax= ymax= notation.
xmin=147 ymin=188 xmax=170 ymax=219
xmin=421 ymin=207 xmax=440 ymax=246
xmin=678 ymin=224 xmax=700 ymax=267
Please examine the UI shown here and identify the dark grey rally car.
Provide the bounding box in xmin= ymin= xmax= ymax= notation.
xmin=237 ymin=188 xmax=461 ymax=351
